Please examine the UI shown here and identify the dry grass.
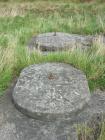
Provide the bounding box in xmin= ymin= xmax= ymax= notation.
xmin=0 ymin=0 xmax=105 ymax=93
xmin=0 ymin=1 xmax=104 ymax=17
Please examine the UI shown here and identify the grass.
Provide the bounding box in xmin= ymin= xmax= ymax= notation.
xmin=0 ymin=0 xmax=105 ymax=94
xmin=1 ymin=42 xmax=105 ymax=94
xmin=76 ymin=119 xmax=105 ymax=140
xmin=98 ymin=121 xmax=105 ymax=140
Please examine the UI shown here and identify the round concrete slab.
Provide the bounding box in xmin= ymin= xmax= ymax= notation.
xmin=1 ymin=81 xmax=105 ymax=140
xmin=12 ymin=63 xmax=90 ymax=121
xmin=28 ymin=32 xmax=93 ymax=52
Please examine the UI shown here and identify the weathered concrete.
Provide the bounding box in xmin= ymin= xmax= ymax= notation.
xmin=28 ymin=32 xmax=93 ymax=53
xmin=12 ymin=63 xmax=90 ymax=121
xmin=0 ymin=82 xmax=105 ymax=140
xmin=0 ymin=81 xmax=78 ymax=140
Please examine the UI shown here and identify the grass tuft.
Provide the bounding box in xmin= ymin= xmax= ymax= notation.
xmin=0 ymin=1 xmax=105 ymax=93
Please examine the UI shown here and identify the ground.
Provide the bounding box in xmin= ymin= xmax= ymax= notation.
xmin=0 ymin=79 xmax=105 ymax=140
xmin=1 ymin=0 xmax=105 ymax=140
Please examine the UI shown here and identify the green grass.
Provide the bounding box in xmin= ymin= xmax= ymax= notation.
xmin=1 ymin=44 xmax=105 ymax=93
xmin=98 ymin=121 xmax=105 ymax=140
xmin=0 ymin=0 xmax=105 ymax=93
xmin=76 ymin=119 xmax=105 ymax=140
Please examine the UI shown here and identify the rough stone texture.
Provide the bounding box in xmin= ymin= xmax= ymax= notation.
xmin=28 ymin=32 xmax=93 ymax=53
xmin=12 ymin=63 xmax=90 ymax=121
xmin=0 ymin=82 xmax=105 ymax=140
xmin=0 ymin=82 xmax=78 ymax=140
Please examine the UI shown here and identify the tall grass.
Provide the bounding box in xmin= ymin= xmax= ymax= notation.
xmin=0 ymin=1 xmax=105 ymax=94
xmin=0 ymin=38 xmax=105 ymax=94
xmin=77 ymin=118 xmax=105 ymax=140
xmin=0 ymin=0 xmax=105 ymax=3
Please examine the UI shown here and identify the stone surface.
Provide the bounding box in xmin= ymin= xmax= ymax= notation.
xmin=0 ymin=84 xmax=105 ymax=140
xmin=28 ymin=32 xmax=93 ymax=53
xmin=0 ymin=82 xmax=78 ymax=140
xmin=0 ymin=82 xmax=105 ymax=140
xmin=12 ymin=63 xmax=90 ymax=121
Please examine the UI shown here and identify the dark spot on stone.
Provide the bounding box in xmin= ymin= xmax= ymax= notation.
xmin=48 ymin=73 xmax=56 ymax=80
xmin=53 ymin=32 xmax=56 ymax=36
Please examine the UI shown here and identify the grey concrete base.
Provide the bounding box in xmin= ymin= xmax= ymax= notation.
xmin=12 ymin=63 xmax=90 ymax=121
xmin=0 ymin=82 xmax=77 ymax=140
xmin=0 ymin=82 xmax=105 ymax=140
xmin=28 ymin=32 xmax=93 ymax=53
